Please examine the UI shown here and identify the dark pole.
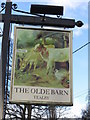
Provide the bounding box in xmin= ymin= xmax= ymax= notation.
xmin=27 ymin=105 xmax=32 ymax=120
xmin=1 ymin=2 xmax=12 ymax=119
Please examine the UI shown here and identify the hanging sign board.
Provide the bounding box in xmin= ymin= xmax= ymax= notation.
xmin=10 ymin=26 xmax=73 ymax=105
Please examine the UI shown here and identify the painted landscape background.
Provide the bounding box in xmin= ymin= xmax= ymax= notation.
xmin=14 ymin=28 xmax=70 ymax=88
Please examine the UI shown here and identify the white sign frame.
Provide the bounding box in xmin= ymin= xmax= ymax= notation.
xmin=10 ymin=26 xmax=73 ymax=106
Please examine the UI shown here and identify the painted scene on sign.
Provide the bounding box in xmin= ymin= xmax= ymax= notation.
xmin=14 ymin=28 xmax=70 ymax=88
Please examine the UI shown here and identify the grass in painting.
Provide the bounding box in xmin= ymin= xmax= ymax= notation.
xmin=14 ymin=67 xmax=64 ymax=88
